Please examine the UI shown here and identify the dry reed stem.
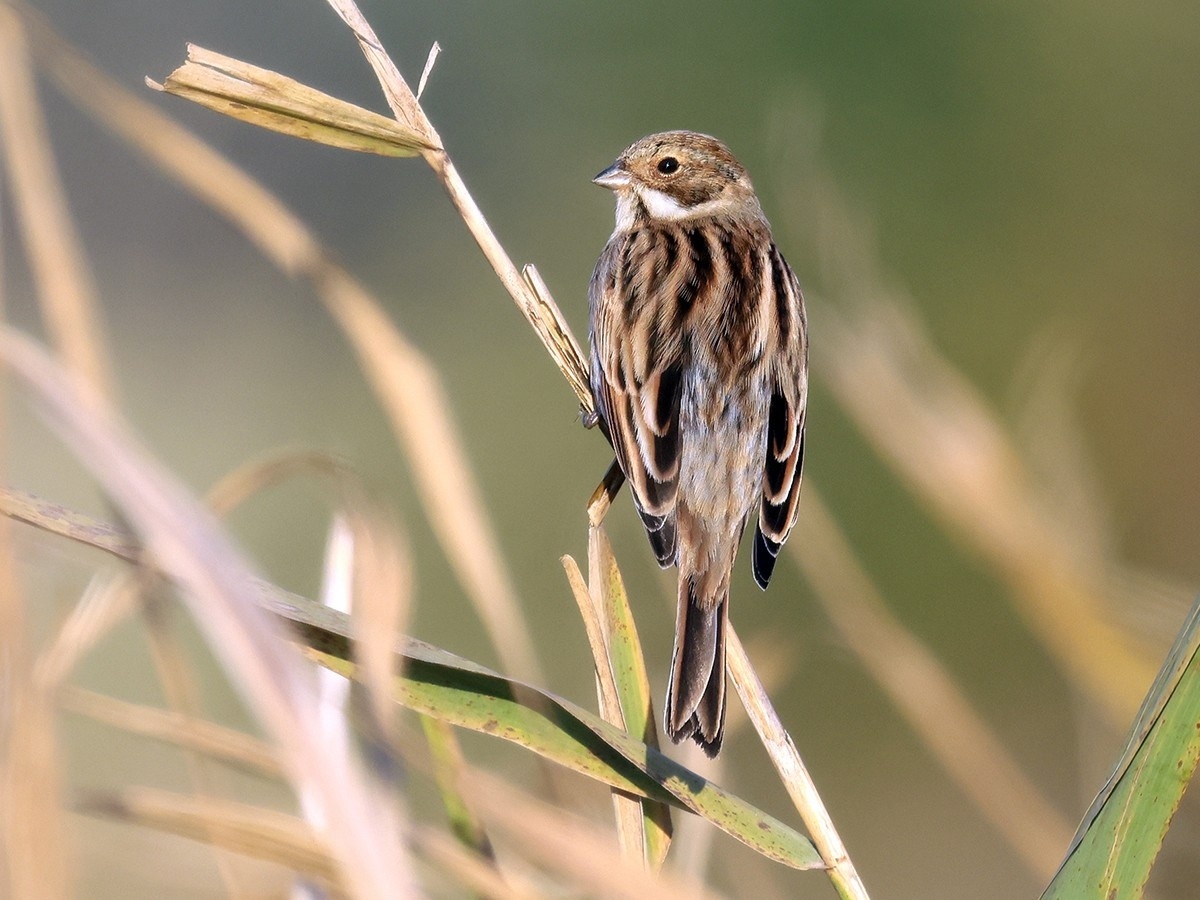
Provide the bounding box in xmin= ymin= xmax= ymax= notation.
xmin=727 ymin=625 xmax=869 ymax=900
xmin=0 ymin=9 xmax=235 ymax=891
xmin=85 ymin=782 xmax=522 ymax=900
xmin=0 ymin=422 xmax=70 ymax=897
xmin=794 ymin=486 xmax=1072 ymax=877
xmin=19 ymin=8 xmax=546 ymax=689
xmin=206 ymin=445 xmax=415 ymax=736
xmin=157 ymin=44 xmax=432 ymax=157
xmin=322 ymin=274 xmax=545 ymax=684
xmin=0 ymin=6 xmax=113 ymax=403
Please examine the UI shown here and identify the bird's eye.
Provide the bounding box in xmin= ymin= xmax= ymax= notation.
xmin=656 ymin=156 xmax=680 ymax=175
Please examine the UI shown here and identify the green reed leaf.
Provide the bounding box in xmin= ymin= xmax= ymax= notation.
xmin=1043 ymin=594 xmax=1200 ymax=897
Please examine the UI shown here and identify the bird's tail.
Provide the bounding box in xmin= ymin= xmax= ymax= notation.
xmin=664 ymin=572 xmax=728 ymax=757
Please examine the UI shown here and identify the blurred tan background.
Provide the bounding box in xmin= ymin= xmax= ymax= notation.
xmin=5 ymin=1 xmax=1199 ymax=897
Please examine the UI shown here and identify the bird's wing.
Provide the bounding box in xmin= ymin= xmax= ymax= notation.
xmin=753 ymin=245 xmax=808 ymax=589
xmin=589 ymin=234 xmax=683 ymax=566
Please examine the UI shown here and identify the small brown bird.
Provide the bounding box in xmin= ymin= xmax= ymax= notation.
xmin=589 ymin=131 xmax=808 ymax=757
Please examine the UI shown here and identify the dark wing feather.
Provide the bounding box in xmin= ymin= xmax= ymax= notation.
xmin=752 ymin=245 xmax=808 ymax=589
xmin=589 ymin=233 xmax=684 ymax=567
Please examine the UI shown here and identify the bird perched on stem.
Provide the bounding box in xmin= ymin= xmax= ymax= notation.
xmin=589 ymin=131 xmax=808 ymax=757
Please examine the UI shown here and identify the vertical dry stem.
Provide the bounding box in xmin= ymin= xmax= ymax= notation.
xmin=728 ymin=626 xmax=870 ymax=900
xmin=0 ymin=6 xmax=114 ymax=402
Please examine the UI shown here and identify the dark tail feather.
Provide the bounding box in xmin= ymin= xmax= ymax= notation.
xmin=664 ymin=576 xmax=728 ymax=757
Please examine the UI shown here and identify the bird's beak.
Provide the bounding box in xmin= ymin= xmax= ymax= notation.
xmin=592 ymin=162 xmax=631 ymax=190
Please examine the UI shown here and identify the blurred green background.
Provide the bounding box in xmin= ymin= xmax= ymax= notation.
xmin=6 ymin=1 xmax=1199 ymax=897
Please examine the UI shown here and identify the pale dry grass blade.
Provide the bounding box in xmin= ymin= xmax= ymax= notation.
xmin=0 ymin=24 xmax=73 ymax=886
xmin=19 ymin=11 xmax=546 ymax=687
xmin=33 ymin=567 xmax=256 ymax=894
xmin=562 ymin=554 xmax=644 ymax=859
xmin=794 ymin=486 xmax=1072 ymax=878
xmin=32 ymin=571 xmax=141 ymax=688
xmin=1013 ymin=338 xmax=1194 ymax=645
xmin=727 ymin=625 xmax=869 ymax=900
xmin=139 ymin=588 xmax=257 ymax=897
xmin=561 ymin=555 xmax=623 ymax=723
xmin=799 ymin=168 xmax=1154 ymax=725
xmin=347 ymin=503 xmax=412 ymax=748
xmin=82 ymin=788 xmax=342 ymax=889
xmin=0 ymin=7 xmax=113 ymax=402
xmin=85 ymin=784 xmax=529 ymax=900
xmin=209 ymin=447 xmax=415 ymax=734
xmin=207 ymin=448 xmax=413 ymax=739
xmin=817 ymin=300 xmax=1154 ymax=726
xmin=0 ymin=328 xmax=416 ymax=899
xmin=205 ymin=450 xmax=356 ymax=519
xmin=4 ymin=488 xmax=822 ymax=869
xmin=316 ymin=513 xmax=354 ymax=723
xmin=59 ymin=687 xmax=282 ymax=778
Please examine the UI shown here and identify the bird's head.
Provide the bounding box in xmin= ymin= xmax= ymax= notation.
xmin=594 ymin=130 xmax=761 ymax=228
